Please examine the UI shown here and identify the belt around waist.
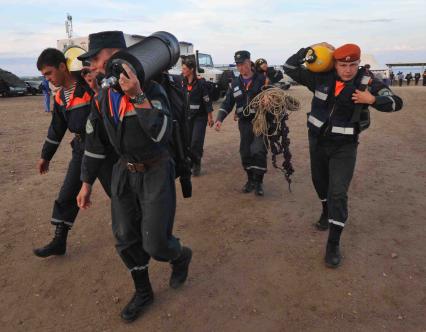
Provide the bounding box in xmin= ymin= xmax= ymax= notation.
xmin=121 ymin=152 xmax=169 ymax=173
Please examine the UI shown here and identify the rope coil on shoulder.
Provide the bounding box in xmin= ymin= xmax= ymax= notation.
xmin=247 ymin=86 xmax=300 ymax=191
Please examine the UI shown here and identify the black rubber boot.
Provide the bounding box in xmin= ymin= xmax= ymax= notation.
xmin=192 ymin=161 xmax=201 ymax=177
xmin=315 ymin=201 xmax=329 ymax=231
xmin=242 ymin=171 xmax=255 ymax=193
xmin=121 ymin=269 xmax=154 ymax=322
xmin=170 ymin=246 xmax=192 ymax=289
xmin=253 ymin=174 xmax=264 ymax=196
xmin=325 ymin=242 xmax=341 ymax=268
xmin=325 ymin=224 xmax=343 ymax=268
xmin=33 ymin=224 xmax=69 ymax=258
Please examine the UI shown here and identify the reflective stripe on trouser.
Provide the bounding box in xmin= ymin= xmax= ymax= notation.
xmin=187 ymin=114 xmax=208 ymax=164
xmin=110 ymin=158 xmax=182 ymax=270
xmin=238 ymin=120 xmax=267 ymax=175
xmin=51 ymin=139 xmax=84 ymax=227
xmin=308 ymin=132 xmax=358 ymax=228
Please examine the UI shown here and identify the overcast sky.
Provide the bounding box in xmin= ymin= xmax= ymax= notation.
xmin=0 ymin=0 xmax=425 ymax=76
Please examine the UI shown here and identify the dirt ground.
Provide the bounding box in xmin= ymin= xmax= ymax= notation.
xmin=0 ymin=86 xmax=425 ymax=332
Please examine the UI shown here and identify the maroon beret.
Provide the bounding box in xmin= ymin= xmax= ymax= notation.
xmin=333 ymin=44 xmax=361 ymax=62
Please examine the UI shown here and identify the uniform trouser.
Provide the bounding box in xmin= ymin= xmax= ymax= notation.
xmin=44 ymin=93 xmax=50 ymax=112
xmin=399 ymin=79 xmax=403 ymax=87
xmin=110 ymin=158 xmax=182 ymax=271
xmin=238 ymin=119 xmax=267 ymax=176
xmin=187 ymin=114 xmax=207 ymax=165
xmin=51 ymin=138 xmax=115 ymax=227
xmin=308 ymin=133 xmax=358 ymax=230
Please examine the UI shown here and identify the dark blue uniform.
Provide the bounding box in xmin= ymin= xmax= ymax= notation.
xmin=41 ymin=82 xmax=114 ymax=228
xmin=217 ymin=72 xmax=267 ymax=184
xmin=284 ymin=47 xmax=403 ymax=266
xmin=81 ymin=81 xmax=183 ymax=271
xmin=181 ymin=77 xmax=213 ymax=169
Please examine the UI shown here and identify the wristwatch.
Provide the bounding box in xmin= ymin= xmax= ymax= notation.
xmin=129 ymin=92 xmax=146 ymax=104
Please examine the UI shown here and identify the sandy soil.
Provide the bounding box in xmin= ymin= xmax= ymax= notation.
xmin=0 ymin=86 xmax=425 ymax=332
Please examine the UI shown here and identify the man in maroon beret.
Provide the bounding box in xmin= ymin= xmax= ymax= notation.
xmin=284 ymin=43 xmax=403 ymax=268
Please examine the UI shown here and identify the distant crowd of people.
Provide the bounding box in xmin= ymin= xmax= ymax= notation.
xmin=351 ymin=65 xmax=425 ymax=87
xmin=389 ymin=70 xmax=426 ymax=87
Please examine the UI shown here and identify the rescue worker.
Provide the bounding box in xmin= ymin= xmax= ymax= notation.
xmin=406 ymin=72 xmax=413 ymax=86
xmin=414 ymin=72 xmax=421 ymax=85
xmin=389 ymin=71 xmax=395 ymax=86
xmin=181 ymin=57 xmax=214 ymax=176
xmin=283 ymin=43 xmax=403 ymax=268
xmin=255 ymin=58 xmax=284 ymax=85
xmin=33 ymin=48 xmax=115 ymax=258
xmin=76 ymin=31 xmax=192 ymax=323
xmin=364 ymin=64 xmax=375 ymax=78
xmin=214 ymin=51 xmax=267 ymax=196
xmin=397 ymin=71 xmax=404 ymax=86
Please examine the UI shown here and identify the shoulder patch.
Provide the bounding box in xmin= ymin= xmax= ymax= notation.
xmin=86 ymin=119 xmax=94 ymax=134
xmin=151 ymin=99 xmax=163 ymax=110
xmin=377 ymin=88 xmax=392 ymax=96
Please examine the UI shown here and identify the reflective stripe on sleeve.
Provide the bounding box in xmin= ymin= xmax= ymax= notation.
xmin=361 ymin=76 xmax=371 ymax=85
xmin=314 ymin=90 xmax=328 ymax=101
xmin=152 ymin=115 xmax=168 ymax=143
xmin=46 ymin=137 xmax=60 ymax=145
xmin=308 ymin=115 xmax=324 ymax=128
xmin=283 ymin=62 xmax=296 ymax=70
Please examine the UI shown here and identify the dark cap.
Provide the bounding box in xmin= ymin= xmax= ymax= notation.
xmin=255 ymin=58 xmax=267 ymax=67
xmin=234 ymin=50 xmax=250 ymax=64
xmin=78 ymin=31 xmax=126 ymax=61
xmin=333 ymin=43 xmax=361 ymax=62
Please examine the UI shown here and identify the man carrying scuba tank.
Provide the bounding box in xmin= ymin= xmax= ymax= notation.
xmin=284 ymin=43 xmax=403 ymax=268
xmin=76 ymin=31 xmax=192 ymax=323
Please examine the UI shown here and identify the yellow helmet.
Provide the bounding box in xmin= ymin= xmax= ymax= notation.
xmin=64 ymin=46 xmax=86 ymax=72
xmin=305 ymin=45 xmax=334 ymax=73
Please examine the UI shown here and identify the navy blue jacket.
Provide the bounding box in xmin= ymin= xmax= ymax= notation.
xmin=41 ymin=81 xmax=92 ymax=160
xmin=81 ymin=81 xmax=171 ymax=184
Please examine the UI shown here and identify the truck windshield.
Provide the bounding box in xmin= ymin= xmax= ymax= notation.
xmin=198 ymin=53 xmax=213 ymax=67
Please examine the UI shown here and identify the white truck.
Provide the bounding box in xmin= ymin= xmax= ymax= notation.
xmin=167 ymin=41 xmax=232 ymax=100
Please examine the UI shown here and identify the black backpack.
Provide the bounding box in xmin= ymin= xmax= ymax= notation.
xmin=157 ymin=73 xmax=193 ymax=198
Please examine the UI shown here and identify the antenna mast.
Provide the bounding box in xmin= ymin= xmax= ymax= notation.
xmin=65 ymin=13 xmax=73 ymax=40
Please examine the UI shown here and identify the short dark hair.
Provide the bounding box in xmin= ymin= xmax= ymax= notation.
xmin=181 ymin=56 xmax=197 ymax=76
xmin=37 ymin=48 xmax=66 ymax=71
xmin=182 ymin=56 xmax=196 ymax=69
